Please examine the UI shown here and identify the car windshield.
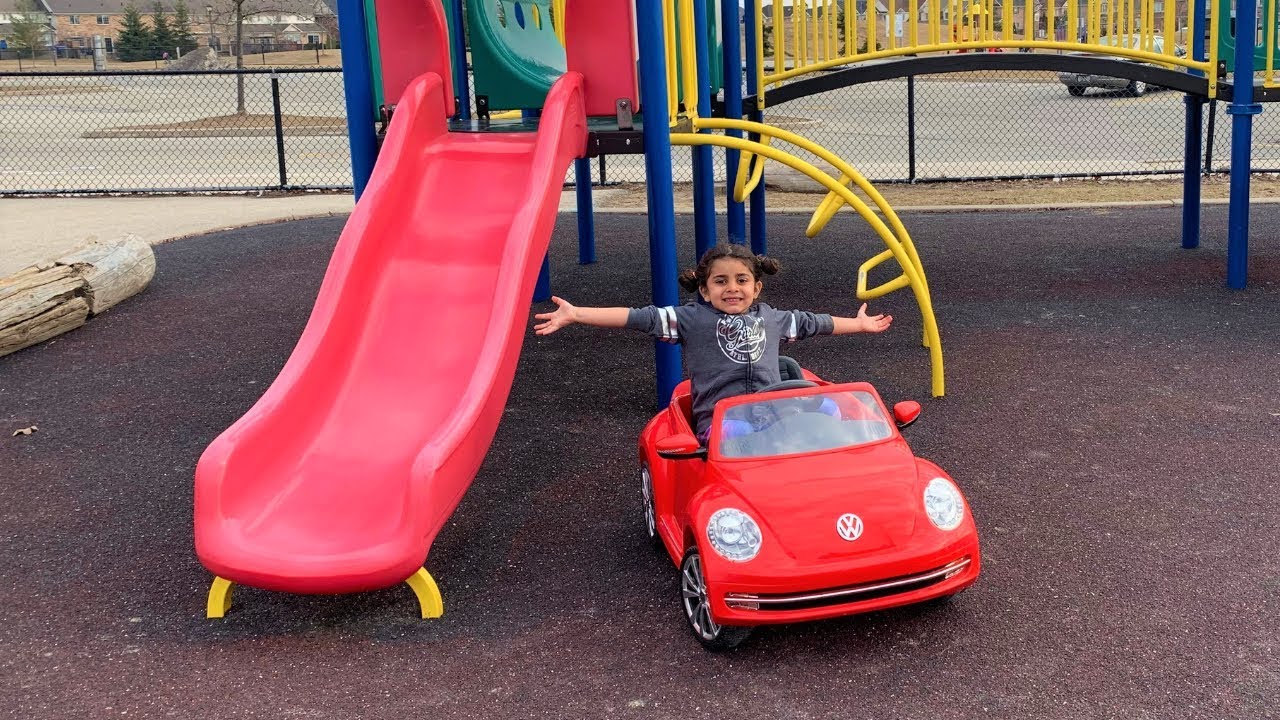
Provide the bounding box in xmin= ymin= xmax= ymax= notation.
xmin=716 ymin=389 xmax=894 ymax=459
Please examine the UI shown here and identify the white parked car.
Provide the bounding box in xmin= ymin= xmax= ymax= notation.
xmin=1059 ymin=35 xmax=1188 ymax=97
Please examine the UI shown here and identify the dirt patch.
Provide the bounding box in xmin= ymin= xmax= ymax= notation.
xmin=84 ymin=112 xmax=346 ymax=139
xmin=598 ymin=175 xmax=1280 ymax=210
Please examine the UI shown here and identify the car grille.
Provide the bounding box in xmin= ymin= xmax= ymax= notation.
xmin=724 ymin=556 xmax=972 ymax=612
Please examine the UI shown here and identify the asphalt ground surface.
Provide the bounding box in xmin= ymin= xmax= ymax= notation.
xmin=2 ymin=207 xmax=1278 ymax=719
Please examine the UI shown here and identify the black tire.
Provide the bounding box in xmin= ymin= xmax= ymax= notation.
xmin=1067 ymin=85 xmax=1086 ymax=96
xmin=680 ymin=548 xmax=753 ymax=651
xmin=640 ymin=464 xmax=660 ymax=549
xmin=1125 ymin=80 xmax=1147 ymax=97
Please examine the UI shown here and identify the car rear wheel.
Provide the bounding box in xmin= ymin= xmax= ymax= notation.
xmin=1125 ymin=80 xmax=1147 ymax=97
xmin=1067 ymin=85 xmax=1086 ymax=96
xmin=680 ymin=549 xmax=753 ymax=651
xmin=640 ymin=465 xmax=659 ymax=548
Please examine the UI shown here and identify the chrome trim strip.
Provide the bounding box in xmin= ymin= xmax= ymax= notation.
xmin=726 ymin=557 xmax=971 ymax=606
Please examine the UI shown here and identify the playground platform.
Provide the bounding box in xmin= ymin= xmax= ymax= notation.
xmin=2 ymin=207 xmax=1276 ymax=717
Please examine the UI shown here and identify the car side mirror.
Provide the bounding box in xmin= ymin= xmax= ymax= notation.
xmin=893 ymin=401 xmax=921 ymax=429
xmin=656 ymin=433 xmax=707 ymax=461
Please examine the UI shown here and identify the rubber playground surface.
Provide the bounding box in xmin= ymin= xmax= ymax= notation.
xmin=2 ymin=206 xmax=1277 ymax=718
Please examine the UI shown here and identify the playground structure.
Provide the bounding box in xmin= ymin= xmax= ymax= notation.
xmin=195 ymin=0 xmax=1272 ymax=618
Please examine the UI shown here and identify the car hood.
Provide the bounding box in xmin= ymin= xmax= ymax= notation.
xmin=711 ymin=441 xmax=926 ymax=562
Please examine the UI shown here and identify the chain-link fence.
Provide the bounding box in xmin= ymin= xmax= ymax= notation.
xmin=1 ymin=68 xmax=349 ymax=193
xmin=3 ymin=67 xmax=1279 ymax=194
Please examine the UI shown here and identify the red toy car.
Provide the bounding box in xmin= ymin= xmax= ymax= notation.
xmin=638 ymin=361 xmax=981 ymax=650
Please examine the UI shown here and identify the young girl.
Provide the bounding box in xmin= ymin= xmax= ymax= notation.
xmin=533 ymin=243 xmax=893 ymax=439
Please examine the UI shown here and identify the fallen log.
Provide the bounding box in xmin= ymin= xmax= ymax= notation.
xmin=0 ymin=236 xmax=155 ymax=358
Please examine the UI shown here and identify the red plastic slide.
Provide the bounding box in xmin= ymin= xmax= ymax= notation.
xmin=194 ymin=71 xmax=587 ymax=598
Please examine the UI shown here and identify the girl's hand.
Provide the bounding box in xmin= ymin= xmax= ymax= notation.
xmin=856 ymin=303 xmax=892 ymax=333
xmin=534 ymin=296 xmax=578 ymax=335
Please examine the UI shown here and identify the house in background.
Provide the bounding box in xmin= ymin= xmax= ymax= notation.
xmin=42 ymin=0 xmax=187 ymax=54
xmin=0 ymin=0 xmax=55 ymax=53
xmin=211 ymin=0 xmax=334 ymax=53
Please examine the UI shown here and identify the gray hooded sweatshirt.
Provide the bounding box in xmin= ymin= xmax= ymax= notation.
xmin=627 ymin=302 xmax=835 ymax=436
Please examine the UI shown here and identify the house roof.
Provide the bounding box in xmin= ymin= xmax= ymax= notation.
xmin=42 ymin=0 xmax=180 ymax=14
xmin=0 ymin=0 xmax=52 ymax=13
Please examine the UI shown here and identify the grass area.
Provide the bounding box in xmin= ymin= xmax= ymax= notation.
xmin=0 ymin=48 xmax=341 ymax=73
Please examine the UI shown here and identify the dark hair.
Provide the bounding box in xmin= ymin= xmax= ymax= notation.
xmin=677 ymin=243 xmax=781 ymax=293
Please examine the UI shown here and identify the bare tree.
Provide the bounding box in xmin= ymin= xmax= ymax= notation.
xmin=208 ymin=0 xmax=292 ymax=114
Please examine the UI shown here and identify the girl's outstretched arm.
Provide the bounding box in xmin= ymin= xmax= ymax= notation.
xmin=830 ymin=303 xmax=893 ymax=335
xmin=533 ymin=296 xmax=630 ymax=335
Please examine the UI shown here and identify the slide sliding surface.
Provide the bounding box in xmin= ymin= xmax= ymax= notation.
xmin=194 ymin=71 xmax=587 ymax=594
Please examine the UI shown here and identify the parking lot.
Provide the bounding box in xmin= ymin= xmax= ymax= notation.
xmin=5 ymin=70 xmax=1280 ymax=192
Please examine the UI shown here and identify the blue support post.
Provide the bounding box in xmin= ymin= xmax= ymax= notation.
xmin=692 ymin=0 xmax=718 ymax=259
xmin=721 ymin=0 xmax=746 ymax=244
xmin=575 ymin=157 xmax=596 ymax=264
xmin=534 ymin=253 xmax=552 ymax=303
xmin=336 ymin=0 xmax=377 ymax=200
xmin=1182 ymin=0 xmax=1208 ymax=250
xmin=448 ymin=0 xmax=472 ymax=120
xmin=1182 ymin=97 xmax=1204 ymax=250
xmin=1226 ymin=0 xmax=1261 ymax=288
xmin=744 ymin=0 xmax=767 ymax=254
xmin=636 ymin=0 xmax=683 ymax=405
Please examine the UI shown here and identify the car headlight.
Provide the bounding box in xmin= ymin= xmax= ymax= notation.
xmin=923 ymin=477 xmax=965 ymax=531
xmin=706 ymin=508 xmax=762 ymax=562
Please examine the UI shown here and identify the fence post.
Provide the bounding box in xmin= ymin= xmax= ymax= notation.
xmin=907 ymin=75 xmax=917 ymax=182
xmin=1204 ymin=100 xmax=1217 ymax=174
xmin=271 ymin=71 xmax=288 ymax=189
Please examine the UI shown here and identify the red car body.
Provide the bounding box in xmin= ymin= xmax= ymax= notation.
xmin=638 ymin=371 xmax=980 ymax=645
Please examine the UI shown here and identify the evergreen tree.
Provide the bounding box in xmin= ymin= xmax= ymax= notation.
xmin=172 ymin=1 xmax=199 ymax=54
xmin=116 ymin=5 xmax=154 ymax=61
xmin=9 ymin=0 xmax=49 ymax=56
xmin=151 ymin=2 xmax=176 ymax=59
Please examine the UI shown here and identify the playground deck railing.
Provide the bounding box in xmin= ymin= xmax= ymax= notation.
xmin=752 ymin=0 xmax=1220 ymax=102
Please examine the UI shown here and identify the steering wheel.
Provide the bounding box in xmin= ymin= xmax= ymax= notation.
xmin=758 ymin=379 xmax=817 ymax=393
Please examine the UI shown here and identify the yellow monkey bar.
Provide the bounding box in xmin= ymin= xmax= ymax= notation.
xmin=672 ymin=124 xmax=945 ymax=398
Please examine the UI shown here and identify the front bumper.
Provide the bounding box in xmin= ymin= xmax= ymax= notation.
xmin=707 ymin=535 xmax=982 ymax=625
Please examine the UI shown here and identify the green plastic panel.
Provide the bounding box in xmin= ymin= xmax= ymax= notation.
xmin=1216 ymin=0 xmax=1275 ymax=72
xmin=468 ymin=0 xmax=565 ymax=109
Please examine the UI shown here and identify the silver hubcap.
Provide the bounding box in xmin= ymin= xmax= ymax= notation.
xmin=681 ymin=554 xmax=720 ymax=641
xmin=641 ymin=467 xmax=656 ymax=538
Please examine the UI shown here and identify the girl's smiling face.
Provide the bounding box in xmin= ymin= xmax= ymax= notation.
xmin=699 ymin=258 xmax=762 ymax=314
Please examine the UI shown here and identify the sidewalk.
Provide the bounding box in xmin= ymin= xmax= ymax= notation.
xmin=5 ymin=175 xmax=1277 ymax=278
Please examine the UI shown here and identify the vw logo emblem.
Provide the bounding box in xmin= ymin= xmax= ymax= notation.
xmin=836 ymin=513 xmax=864 ymax=542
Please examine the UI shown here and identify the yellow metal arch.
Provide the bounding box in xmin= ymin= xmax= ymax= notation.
xmin=671 ymin=129 xmax=945 ymax=398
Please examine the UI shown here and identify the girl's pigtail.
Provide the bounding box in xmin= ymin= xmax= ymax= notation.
xmin=677 ymin=268 xmax=701 ymax=293
xmin=755 ymin=254 xmax=782 ymax=277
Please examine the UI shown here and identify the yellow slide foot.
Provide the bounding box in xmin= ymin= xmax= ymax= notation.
xmin=405 ymin=568 xmax=444 ymax=619
xmin=206 ymin=576 xmax=233 ymax=619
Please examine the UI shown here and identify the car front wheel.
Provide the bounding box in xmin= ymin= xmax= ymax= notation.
xmin=1067 ymin=85 xmax=1086 ymax=96
xmin=680 ymin=548 xmax=752 ymax=651
xmin=1126 ymin=80 xmax=1147 ymax=96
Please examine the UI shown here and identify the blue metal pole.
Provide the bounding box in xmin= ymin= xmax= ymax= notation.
xmin=692 ymin=0 xmax=718 ymax=259
xmin=636 ymin=0 xmax=683 ymax=405
xmin=575 ymin=157 xmax=596 ymax=264
xmin=1226 ymin=0 xmax=1261 ymax=288
xmin=1182 ymin=0 xmax=1208 ymax=250
xmin=721 ymin=0 xmax=746 ymax=244
xmin=448 ymin=0 xmax=471 ymax=120
xmin=744 ymin=0 xmax=767 ymax=254
xmin=1182 ymin=97 xmax=1204 ymax=250
xmin=336 ymin=0 xmax=377 ymax=200
xmin=534 ymin=253 xmax=552 ymax=302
